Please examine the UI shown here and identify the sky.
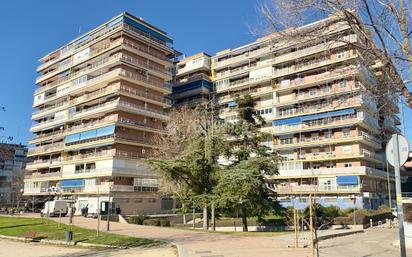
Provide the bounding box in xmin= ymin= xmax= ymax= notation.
xmin=0 ymin=0 xmax=411 ymax=146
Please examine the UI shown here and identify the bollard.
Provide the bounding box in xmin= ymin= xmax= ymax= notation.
xmin=65 ymin=231 xmax=73 ymax=244
xmin=370 ymin=219 xmax=373 ymax=228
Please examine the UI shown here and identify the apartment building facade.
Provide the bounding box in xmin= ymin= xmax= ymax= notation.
xmin=172 ymin=53 xmax=213 ymax=108
xmin=0 ymin=143 xmax=27 ymax=205
xmin=213 ymin=15 xmax=400 ymax=209
xmin=24 ymin=12 xmax=178 ymax=214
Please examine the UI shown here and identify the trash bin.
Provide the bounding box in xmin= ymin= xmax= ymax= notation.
xmin=65 ymin=231 xmax=73 ymax=242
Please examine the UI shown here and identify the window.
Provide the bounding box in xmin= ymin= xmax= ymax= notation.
xmin=342 ymin=129 xmax=350 ymax=137
xmin=75 ymin=164 xmax=85 ymax=174
xmin=309 ymin=88 xmax=317 ymax=96
xmin=342 ymin=145 xmax=352 ymax=153
xmin=322 ymin=85 xmax=331 ymax=94
xmin=338 ymin=80 xmax=347 ymax=89
xmin=324 ymin=131 xmax=331 ymax=139
xmin=326 ymin=163 xmax=336 ymax=169
xmin=344 ymin=162 xmax=353 ymax=168
xmin=280 ymin=137 xmax=293 ymax=145
xmin=337 ymin=51 xmax=347 ymax=59
xmin=134 ymin=198 xmax=143 ymax=203
xmin=148 ymin=198 xmax=157 ymax=203
xmin=312 ymin=148 xmax=319 ymax=156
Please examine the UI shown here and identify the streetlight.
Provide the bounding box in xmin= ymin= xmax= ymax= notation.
xmin=106 ymin=182 xmax=113 ymax=231
xmin=350 ymin=194 xmax=356 ymax=225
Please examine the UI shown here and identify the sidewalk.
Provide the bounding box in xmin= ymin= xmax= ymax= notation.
xmin=39 ymin=215 xmax=311 ymax=257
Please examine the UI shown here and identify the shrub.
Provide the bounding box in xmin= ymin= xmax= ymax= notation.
xmin=159 ymin=219 xmax=170 ymax=227
xmin=143 ymin=219 xmax=160 ymax=226
xmin=129 ymin=215 xmax=147 ymax=225
xmin=378 ymin=205 xmax=391 ymax=213
xmin=334 ymin=216 xmax=351 ymax=228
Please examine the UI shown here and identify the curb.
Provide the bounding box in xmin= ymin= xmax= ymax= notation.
xmin=171 ymin=242 xmax=188 ymax=257
xmin=0 ymin=234 xmax=122 ymax=248
xmin=315 ymin=229 xmax=364 ymax=243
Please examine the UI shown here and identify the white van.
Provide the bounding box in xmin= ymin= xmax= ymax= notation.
xmin=41 ymin=200 xmax=69 ymax=217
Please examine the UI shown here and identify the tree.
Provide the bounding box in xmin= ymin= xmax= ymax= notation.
xmin=259 ymin=0 xmax=412 ymax=109
xmin=148 ymin=104 xmax=224 ymax=230
xmin=214 ymin=94 xmax=278 ymax=231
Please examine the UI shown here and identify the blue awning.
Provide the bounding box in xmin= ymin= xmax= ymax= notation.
xmin=65 ymin=125 xmax=115 ymax=143
xmin=272 ymin=117 xmax=302 ymax=126
xmin=336 ymin=176 xmax=359 ymax=185
xmin=61 ymin=179 xmax=84 ymax=188
xmin=301 ymin=108 xmax=355 ymax=122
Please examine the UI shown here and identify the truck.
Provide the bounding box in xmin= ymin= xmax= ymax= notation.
xmin=41 ymin=200 xmax=69 ymax=217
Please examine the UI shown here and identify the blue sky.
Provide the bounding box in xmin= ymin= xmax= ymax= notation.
xmin=0 ymin=0 xmax=411 ymax=145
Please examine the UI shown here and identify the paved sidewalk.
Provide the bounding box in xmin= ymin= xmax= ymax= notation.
xmin=41 ymin=215 xmax=311 ymax=257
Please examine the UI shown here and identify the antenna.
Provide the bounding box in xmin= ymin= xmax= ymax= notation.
xmin=78 ymin=26 xmax=82 ymax=35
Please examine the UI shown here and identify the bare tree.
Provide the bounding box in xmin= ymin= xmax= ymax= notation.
xmin=259 ymin=0 xmax=412 ymax=110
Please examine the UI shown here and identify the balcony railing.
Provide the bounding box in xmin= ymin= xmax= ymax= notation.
xmin=66 ymin=115 xmax=117 ymax=133
xmin=37 ymin=21 xmax=124 ymax=72
xmin=275 ymin=184 xmax=361 ymax=194
xmin=36 ymin=39 xmax=123 ymax=91
xmin=118 ymin=100 xmax=168 ymax=120
xmin=118 ymin=117 xmax=164 ymax=133
xmin=28 ymin=142 xmax=64 ymax=155
xmin=25 ymin=171 xmax=62 ymax=180
xmin=64 ymin=149 xmax=146 ymax=162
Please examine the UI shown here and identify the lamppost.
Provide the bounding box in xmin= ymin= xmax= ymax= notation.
xmin=350 ymin=194 xmax=356 ymax=225
xmin=106 ymin=183 xmax=113 ymax=231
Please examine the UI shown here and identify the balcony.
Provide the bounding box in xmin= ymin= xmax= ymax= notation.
xmin=123 ymin=38 xmax=169 ymax=63
xmin=30 ymin=116 xmax=67 ymax=133
xmin=27 ymin=142 xmax=64 ymax=156
xmin=118 ymin=116 xmax=165 ymax=133
xmin=29 ymin=130 xmax=65 ymax=145
xmin=26 ymin=158 xmax=62 ymax=170
xmin=216 ymin=54 xmax=358 ymax=93
xmin=117 ymin=100 xmax=168 ymax=120
xmin=69 ymin=99 xmax=118 ymax=121
xmin=275 ymin=184 xmax=361 ymax=194
xmin=214 ymin=46 xmax=272 ymax=69
xmin=63 ymin=149 xmax=145 ymax=163
xmin=37 ymin=21 xmax=124 ymax=72
xmin=272 ymin=115 xmax=359 ymax=135
xmin=36 ymin=39 xmax=123 ymax=91
xmin=32 ymin=101 xmax=69 ymax=120
xmin=276 ymin=166 xmax=371 ymax=178
xmin=66 ymin=115 xmax=117 ymax=133
xmin=24 ymin=171 xmax=62 ymax=181
xmin=273 ymin=133 xmax=381 ymax=150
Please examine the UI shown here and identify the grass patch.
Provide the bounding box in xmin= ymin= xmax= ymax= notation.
xmin=0 ymin=216 xmax=161 ymax=247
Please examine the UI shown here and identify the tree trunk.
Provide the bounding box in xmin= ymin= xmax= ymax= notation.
xmin=203 ymin=205 xmax=208 ymax=230
xmin=182 ymin=203 xmax=186 ymax=224
xmin=241 ymin=207 xmax=248 ymax=232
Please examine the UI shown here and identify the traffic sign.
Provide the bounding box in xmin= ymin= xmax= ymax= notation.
xmin=386 ymin=134 xmax=410 ymax=167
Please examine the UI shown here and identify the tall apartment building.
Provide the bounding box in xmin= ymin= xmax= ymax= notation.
xmin=172 ymin=53 xmax=213 ymax=107
xmin=24 ymin=12 xmax=179 ymax=214
xmin=0 ymin=143 xmax=27 ymax=205
xmin=213 ymin=14 xmax=400 ymax=209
